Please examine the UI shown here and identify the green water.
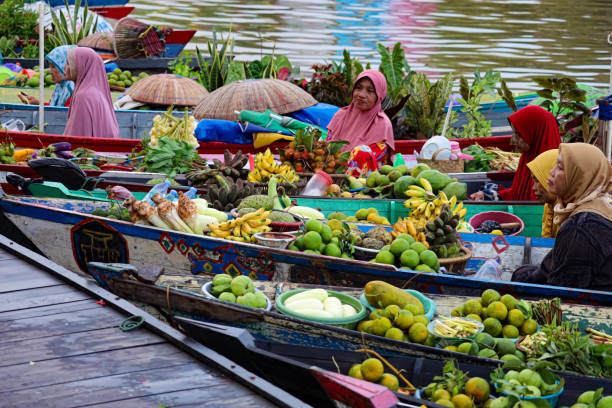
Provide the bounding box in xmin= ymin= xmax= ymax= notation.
xmin=127 ymin=0 xmax=612 ymax=92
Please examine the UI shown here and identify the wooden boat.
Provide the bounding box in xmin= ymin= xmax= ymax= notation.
xmin=176 ymin=317 xmax=610 ymax=405
xmin=1 ymin=194 xmax=611 ymax=306
xmin=84 ymin=263 xmax=612 ymax=403
xmin=90 ymin=5 xmax=134 ymax=20
xmin=0 ymin=233 xmax=309 ymax=407
xmin=46 ymin=0 xmax=129 ymax=6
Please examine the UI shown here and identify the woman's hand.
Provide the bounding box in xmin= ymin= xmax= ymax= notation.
xmin=18 ymin=93 xmax=39 ymax=105
xmin=469 ymin=191 xmax=485 ymax=201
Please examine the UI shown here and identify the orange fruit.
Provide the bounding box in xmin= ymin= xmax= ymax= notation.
xmin=465 ymin=377 xmax=490 ymax=403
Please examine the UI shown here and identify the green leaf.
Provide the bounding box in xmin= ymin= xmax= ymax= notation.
xmin=275 ymin=55 xmax=292 ymax=71
xmin=376 ymin=42 xmax=404 ymax=91
xmin=328 ymin=140 xmax=348 ymax=155
xmin=564 ymin=88 xmax=587 ymax=102
xmin=225 ymin=61 xmax=246 ymax=84
xmin=533 ymin=77 xmax=554 ymax=89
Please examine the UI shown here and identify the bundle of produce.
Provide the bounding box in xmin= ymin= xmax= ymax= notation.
xmin=149 ymin=106 xmax=198 ymax=147
xmin=347 ymin=350 xmax=416 ymax=392
xmin=282 ymin=289 xmax=357 ymax=318
xmin=0 ymin=140 xmax=16 ymax=164
xmin=422 ymin=360 xmax=491 ymax=407
xmin=587 ymin=328 xmax=612 ymax=345
xmin=451 ymin=289 xmax=537 ymax=340
xmin=445 ymin=332 xmax=525 ymax=362
xmin=186 ymin=149 xmax=249 ymax=188
xmin=107 ymin=68 xmax=148 ymax=89
xmin=207 ymin=207 xmax=272 ymax=243
xmin=531 ymin=297 xmax=562 ymax=326
xmin=463 ymin=144 xmax=520 ymax=172
xmin=122 ymin=193 xmax=221 ymax=234
xmin=279 ymin=126 xmax=349 ymax=174
xmin=144 ymin=136 xmax=198 ymax=178
xmin=248 ymin=148 xmax=299 ymax=183
xmin=423 ymin=204 xmax=464 ymax=259
xmin=207 ymin=178 xmax=259 ymax=212
xmin=91 ymin=203 xmax=131 ymax=221
xmin=207 ymin=274 xmax=268 ymax=309
xmin=430 ymin=316 xmax=483 ymax=339
xmin=326 ymin=207 xmax=390 ymax=225
xmin=37 ymin=142 xmax=74 ymax=159
xmin=367 ymin=229 xmax=439 ymax=273
xmin=390 ymin=218 xmax=428 ymax=246
xmin=288 ymin=218 xmax=354 ymax=259
xmin=564 ymin=389 xmax=611 ymax=408
xmin=360 ymin=164 xmax=412 ymax=199
xmin=490 ymin=363 xmax=563 ymax=401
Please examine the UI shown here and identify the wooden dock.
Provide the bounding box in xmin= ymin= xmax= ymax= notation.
xmin=0 ymin=235 xmax=309 ymax=407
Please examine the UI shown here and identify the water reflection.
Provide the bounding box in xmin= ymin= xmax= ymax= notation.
xmin=128 ymin=0 xmax=612 ymax=91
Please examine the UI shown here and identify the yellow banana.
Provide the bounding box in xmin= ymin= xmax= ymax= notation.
xmin=419 ymin=178 xmax=433 ymax=192
xmin=424 ymin=201 xmax=434 ymax=218
xmin=394 ymin=221 xmax=407 ymax=234
xmin=404 ymin=198 xmax=423 ymax=209
xmin=233 ymin=225 xmax=242 ymax=237
xmin=242 ymin=208 xmax=264 ymax=221
xmin=405 ymin=190 xmax=426 ymax=198
xmin=458 ymin=207 xmax=467 ymax=218
xmin=406 ymin=219 xmax=417 ymax=236
xmin=241 ymin=222 xmax=253 ymax=236
xmin=260 ymin=210 xmax=271 ymax=219
xmin=414 ymin=201 xmax=428 ymax=215
xmin=210 ymin=228 xmax=230 ymax=238
xmin=449 ymin=195 xmax=457 ymax=208
xmin=409 ymin=185 xmax=426 ymax=193
xmin=453 ymin=201 xmax=464 ymax=215
xmin=439 ymin=191 xmax=449 ymax=203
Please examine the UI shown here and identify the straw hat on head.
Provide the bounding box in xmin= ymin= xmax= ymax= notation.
xmin=193 ymin=78 xmax=318 ymax=120
xmin=126 ymin=74 xmax=208 ymax=107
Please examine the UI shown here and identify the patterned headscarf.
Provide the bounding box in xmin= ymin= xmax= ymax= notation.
xmin=46 ymin=45 xmax=76 ymax=107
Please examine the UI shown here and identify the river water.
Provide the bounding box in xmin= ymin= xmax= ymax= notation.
xmin=128 ymin=0 xmax=612 ymax=92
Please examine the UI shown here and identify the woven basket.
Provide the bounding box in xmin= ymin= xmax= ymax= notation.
xmin=126 ymin=74 xmax=208 ymax=106
xmin=353 ymin=245 xmax=379 ymax=261
xmin=438 ymin=246 xmax=472 ymax=274
xmin=114 ymin=18 xmax=167 ymax=59
xmin=417 ymin=148 xmax=464 ymax=173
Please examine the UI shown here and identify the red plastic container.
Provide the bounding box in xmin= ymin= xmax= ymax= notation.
xmin=468 ymin=211 xmax=524 ymax=236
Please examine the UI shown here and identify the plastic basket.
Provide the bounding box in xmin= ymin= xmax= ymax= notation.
xmin=359 ymin=289 xmax=436 ymax=320
xmin=494 ymin=380 xmax=562 ymax=408
xmin=201 ymin=281 xmax=272 ymax=311
xmin=469 ymin=211 xmax=524 ymax=236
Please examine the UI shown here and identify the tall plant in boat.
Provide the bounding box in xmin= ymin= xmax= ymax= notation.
xmin=376 ymin=42 xmax=413 ymax=117
xmin=195 ymin=29 xmax=233 ymax=92
xmin=48 ymin=0 xmax=98 ymax=48
xmin=456 ymin=68 xmax=501 ymax=138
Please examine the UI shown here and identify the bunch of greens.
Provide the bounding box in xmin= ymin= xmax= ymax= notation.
xmin=304 ymin=63 xmax=350 ymax=107
xmin=422 ymin=360 xmax=468 ymax=398
xmin=462 ymin=144 xmax=496 ymax=172
xmin=456 ymin=68 xmax=501 ymax=139
xmin=0 ymin=0 xmax=39 ymax=40
xmin=48 ymin=0 xmax=98 ymax=48
xmin=144 ymin=136 xmax=197 ymax=178
xmin=169 ymin=58 xmax=197 ymax=78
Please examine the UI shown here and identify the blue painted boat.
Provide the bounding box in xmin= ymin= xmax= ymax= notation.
xmin=44 ymin=0 xmax=129 ymax=8
xmin=1 ymin=194 xmax=611 ymax=307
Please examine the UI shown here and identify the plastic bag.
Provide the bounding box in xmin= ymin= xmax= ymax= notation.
xmin=473 ymin=259 xmax=503 ymax=281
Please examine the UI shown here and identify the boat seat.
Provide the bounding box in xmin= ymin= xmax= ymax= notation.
xmin=28 ymin=158 xmax=100 ymax=191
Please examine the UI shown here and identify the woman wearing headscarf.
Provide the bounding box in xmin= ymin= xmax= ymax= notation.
xmin=19 ymin=45 xmax=76 ymax=107
xmin=63 ymin=47 xmax=120 ymax=138
xmin=327 ymin=70 xmax=394 ymax=176
xmin=512 ymin=143 xmax=612 ymax=290
xmin=469 ymin=105 xmax=561 ymax=201
xmin=526 ymin=149 xmax=559 ymax=238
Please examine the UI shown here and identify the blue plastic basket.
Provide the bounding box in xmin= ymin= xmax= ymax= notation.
xmin=359 ymin=289 xmax=436 ymax=320
xmin=495 ymin=380 xmax=563 ymax=408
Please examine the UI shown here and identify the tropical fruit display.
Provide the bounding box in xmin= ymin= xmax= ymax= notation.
xmin=490 ymin=365 xmax=563 ymax=400
xmin=279 ymin=127 xmax=349 ymax=174
xmin=367 ymin=230 xmax=439 ymax=272
xmin=346 ymin=356 xmax=402 ymax=391
xmin=422 ymin=361 xmax=491 ymax=407
xmin=106 ymin=68 xmax=148 ymax=89
xmin=287 ymin=218 xmax=355 ymax=259
xmin=563 ymin=389 xmax=611 ymax=408
xmin=249 ymin=148 xmax=299 ymax=183
xmin=451 ymin=289 xmax=538 ymax=339
xmin=443 ymin=332 xmax=524 ymax=362
xmin=326 ymin=207 xmax=390 ymax=225
xmin=208 ymin=274 xmax=268 ymax=309
xmin=207 ymin=207 xmax=272 ymax=242
xmin=149 ymin=106 xmax=198 ymax=147
xmin=282 ymin=289 xmax=357 ymax=319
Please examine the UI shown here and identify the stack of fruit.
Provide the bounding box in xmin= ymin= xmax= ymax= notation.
xmin=357 ymin=281 xmax=433 ymax=345
xmin=565 ymin=390 xmax=611 ymax=408
xmin=451 ymin=289 xmax=538 ymax=339
xmin=207 ymin=208 xmax=272 ymax=242
xmin=106 ymin=68 xmax=148 ymax=90
xmin=0 ymin=140 xmax=16 ymax=164
xmin=443 ymin=332 xmax=525 ymax=362
xmin=423 ymin=204 xmax=464 ymax=259
xmin=288 ymin=219 xmax=354 ymax=259
xmin=422 ymin=361 xmax=490 ymax=408
xmin=326 ymin=208 xmax=390 ymax=225
xmin=390 ymin=218 xmax=428 ymax=247
xmin=279 ymin=127 xmax=349 ymax=174
xmin=248 ymin=148 xmax=299 ymax=183
xmin=490 ymin=365 xmax=563 ymax=400
xmin=149 ymin=106 xmax=198 ymax=147
xmin=282 ymin=289 xmax=357 ymax=319
xmin=347 ymin=357 xmax=400 ymax=391
xmin=208 ymin=274 xmax=268 ymax=309
xmin=369 ymin=232 xmax=440 ymax=273
xmin=324 ymin=176 xmax=372 ymax=198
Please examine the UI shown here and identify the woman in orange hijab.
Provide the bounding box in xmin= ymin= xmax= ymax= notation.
xmin=512 ymin=143 xmax=612 ymax=289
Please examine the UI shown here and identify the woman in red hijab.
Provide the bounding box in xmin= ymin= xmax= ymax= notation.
xmin=327 ymin=70 xmax=394 ymax=175
xmin=469 ymin=105 xmax=561 ymax=201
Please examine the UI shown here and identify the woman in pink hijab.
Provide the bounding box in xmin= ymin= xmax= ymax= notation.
xmin=327 ymin=69 xmax=394 ymax=175
xmin=63 ymin=47 xmax=120 ymax=138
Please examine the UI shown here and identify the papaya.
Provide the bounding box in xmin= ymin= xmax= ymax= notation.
xmin=441 ymin=181 xmax=467 ymax=201
xmin=364 ymin=280 xmax=424 ymax=314
xmin=393 ymin=175 xmax=417 ymax=198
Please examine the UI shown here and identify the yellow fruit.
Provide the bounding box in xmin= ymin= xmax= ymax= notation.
xmin=385 ymin=327 xmax=405 ymax=341
xmin=360 ymin=358 xmax=384 ymax=382
xmin=463 ymin=299 xmax=483 ymax=316
xmin=483 ymin=317 xmax=503 ymax=337
xmin=394 ymin=310 xmax=414 ymax=330
xmin=383 ymin=304 xmax=401 ymax=321
xmin=466 ymin=313 xmax=482 ymax=322
xmin=486 ymin=301 xmax=508 ymax=321
xmin=452 ymin=393 xmax=474 ymax=408
xmin=408 ymin=322 xmax=428 ymax=343
xmin=444 ymin=345 xmax=458 ymax=352
xmin=412 ymin=314 xmax=429 ymax=326
xmin=378 ymin=373 xmax=399 ymax=391
xmin=432 ymin=389 xmax=452 ymax=402
xmin=520 ymin=318 xmax=538 ymax=335
xmin=348 ymin=364 xmax=363 ymax=379
xmin=369 ymin=309 xmax=385 ymax=320
xmin=480 ymin=289 xmax=501 ymax=307
xmin=507 ymin=309 xmax=526 ymax=327
xmin=502 ymin=325 xmax=519 ymax=338
xmin=500 ymin=294 xmax=518 ymax=310
xmin=464 ymin=377 xmax=490 ymax=403
xmin=356 ymin=320 xmax=373 ymax=333
xmin=375 ymin=250 xmax=395 ymax=265
xmin=404 ymin=303 xmax=425 ymax=315
xmin=370 ymin=317 xmax=393 ymax=336
xmin=436 ymin=399 xmax=455 ymax=407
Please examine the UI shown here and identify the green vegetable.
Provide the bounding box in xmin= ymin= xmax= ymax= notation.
xmin=462 ymin=144 xmax=496 ymax=172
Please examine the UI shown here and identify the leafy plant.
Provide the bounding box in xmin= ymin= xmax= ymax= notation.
xmin=395 ymin=73 xmax=454 ymax=140
xmin=496 ymin=79 xmax=517 ymax=112
xmin=19 ymin=41 xmax=39 ymax=59
xmin=0 ymin=36 xmax=16 ymax=57
xmin=48 ymin=0 xmax=98 ymax=47
xmin=457 ymin=68 xmax=501 ymax=138
xmin=376 ymin=42 xmax=413 ymax=107
xmin=195 ymin=29 xmax=233 ymax=91
xmin=533 ymin=75 xmax=589 ymax=119
xmin=305 ymin=63 xmax=350 ymax=107
xmin=0 ymin=0 xmax=39 ymax=40
xmin=168 ymin=57 xmax=196 ymax=78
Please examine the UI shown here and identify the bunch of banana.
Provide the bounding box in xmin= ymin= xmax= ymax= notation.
xmin=185 ymin=149 xmax=249 ymax=188
xmin=405 ymin=188 xmax=467 ymax=223
xmin=424 ymin=204 xmax=463 ymax=259
xmin=149 ymin=106 xmax=197 ymax=147
xmin=207 ymin=178 xmax=258 ymax=212
xmin=390 ymin=217 xmax=429 ymax=247
xmin=208 ymin=208 xmax=272 ymax=242
xmin=248 ymin=148 xmax=299 ymax=183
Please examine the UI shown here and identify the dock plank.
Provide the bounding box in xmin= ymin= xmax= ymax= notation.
xmin=0 ymin=284 xmax=91 ymax=313
xmin=0 ymin=258 xmax=59 ymax=292
xmin=0 ymin=299 xmax=97 ymax=322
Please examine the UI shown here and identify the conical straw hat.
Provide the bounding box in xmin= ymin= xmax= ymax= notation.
xmin=78 ymin=32 xmax=114 ymax=52
xmin=193 ymin=79 xmax=317 ymax=120
xmin=126 ymin=74 xmax=208 ymax=107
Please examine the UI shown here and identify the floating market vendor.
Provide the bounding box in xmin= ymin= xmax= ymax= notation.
xmin=327 ymin=70 xmax=394 ymax=176
xmin=469 ymin=105 xmax=561 ymax=201
xmin=63 ymin=47 xmax=119 ymax=138
xmin=18 ymin=45 xmax=76 ymax=107
xmin=526 ymin=149 xmax=559 ymax=238
xmin=512 ymin=143 xmax=612 ymax=290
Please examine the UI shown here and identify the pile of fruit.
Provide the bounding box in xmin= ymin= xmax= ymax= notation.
xmin=209 ymin=274 xmax=268 ymax=309
xmin=422 ymin=203 xmax=464 ymax=259
xmin=207 ymin=208 xmax=272 ymax=243
xmin=106 ymin=68 xmax=148 ymax=89
xmin=443 ymin=332 xmax=524 ymax=362
xmin=451 ymin=289 xmax=538 ymax=339
xmin=0 ymin=140 xmax=16 ymax=164
xmin=490 ymin=365 xmax=563 ymax=399
xmin=249 ymin=148 xmax=299 ymax=183
xmin=347 ymin=356 xmax=401 ymax=391
xmin=144 ymin=136 xmax=198 ymax=178
xmin=366 ymin=229 xmax=440 ymax=273
xmin=422 ymin=361 xmax=490 ymax=407
xmin=279 ymin=126 xmax=349 ymax=174
xmin=391 ymin=218 xmax=428 ymax=246
xmin=282 ymin=289 xmax=357 ymax=319
xmin=149 ymin=106 xmax=198 ymax=147
xmin=356 ymin=281 xmax=433 ymax=345
xmin=324 ymin=176 xmax=372 ymax=198
xmin=326 ymin=207 xmax=390 ymax=225
xmin=288 ymin=218 xmax=354 ymax=259
xmin=565 ymin=389 xmax=611 ymax=408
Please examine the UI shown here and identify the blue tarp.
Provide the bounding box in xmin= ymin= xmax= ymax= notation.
xmin=194 ymin=119 xmax=292 ymax=145
xmin=287 ymin=102 xmax=339 ymax=129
